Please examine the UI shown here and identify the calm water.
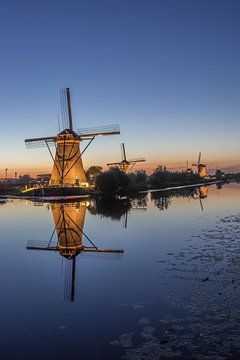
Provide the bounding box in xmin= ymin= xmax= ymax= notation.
xmin=0 ymin=183 xmax=240 ymax=359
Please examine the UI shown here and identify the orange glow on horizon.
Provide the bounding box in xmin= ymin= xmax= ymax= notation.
xmin=2 ymin=158 xmax=240 ymax=179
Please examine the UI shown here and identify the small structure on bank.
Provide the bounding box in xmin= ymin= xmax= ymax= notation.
xmin=107 ymin=143 xmax=145 ymax=172
xmin=27 ymin=201 xmax=123 ymax=301
xmin=25 ymin=88 xmax=120 ymax=188
xmin=192 ymin=152 xmax=207 ymax=178
xmin=186 ymin=160 xmax=193 ymax=174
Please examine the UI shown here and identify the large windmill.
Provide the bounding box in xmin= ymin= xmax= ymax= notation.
xmin=25 ymin=88 xmax=120 ymax=187
xmin=107 ymin=143 xmax=145 ymax=172
xmin=192 ymin=152 xmax=207 ymax=178
xmin=27 ymin=201 xmax=123 ymax=302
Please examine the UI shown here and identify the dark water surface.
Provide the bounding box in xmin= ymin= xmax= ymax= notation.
xmin=0 ymin=183 xmax=240 ymax=359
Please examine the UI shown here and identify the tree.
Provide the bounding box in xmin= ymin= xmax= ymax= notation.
xmin=86 ymin=166 xmax=103 ymax=185
xmin=96 ymin=167 xmax=130 ymax=197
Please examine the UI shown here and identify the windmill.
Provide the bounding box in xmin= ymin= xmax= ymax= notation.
xmin=25 ymin=88 xmax=120 ymax=187
xmin=192 ymin=152 xmax=207 ymax=178
xmin=26 ymin=201 xmax=123 ymax=302
xmin=107 ymin=143 xmax=145 ymax=172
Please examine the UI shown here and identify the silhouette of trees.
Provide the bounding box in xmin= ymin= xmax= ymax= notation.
xmin=86 ymin=166 xmax=103 ymax=185
xmin=149 ymin=169 xmax=200 ymax=189
xmin=215 ymin=169 xmax=225 ymax=180
xmin=96 ymin=167 xmax=130 ymax=197
xmin=128 ymin=170 xmax=147 ymax=191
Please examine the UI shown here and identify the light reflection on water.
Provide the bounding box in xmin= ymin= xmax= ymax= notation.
xmin=0 ymin=183 xmax=240 ymax=359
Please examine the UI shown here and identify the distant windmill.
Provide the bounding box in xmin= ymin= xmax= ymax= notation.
xmin=192 ymin=152 xmax=207 ymax=178
xmin=27 ymin=201 xmax=123 ymax=302
xmin=25 ymin=88 xmax=120 ymax=187
xmin=107 ymin=143 xmax=145 ymax=172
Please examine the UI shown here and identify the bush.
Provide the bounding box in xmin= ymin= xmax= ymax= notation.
xmin=96 ymin=168 xmax=130 ymax=197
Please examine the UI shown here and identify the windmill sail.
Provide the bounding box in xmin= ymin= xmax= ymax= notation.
xmin=25 ymin=136 xmax=56 ymax=149
xmin=121 ymin=143 xmax=127 ymax=161
xmin=77 ymin=124 xmax=120 ymax=137
xmin=128 ymin=157 xmax=146 ymax=163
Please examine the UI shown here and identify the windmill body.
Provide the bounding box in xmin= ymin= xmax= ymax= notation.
xmin=25 ymin=88 xmax=120 ymax=189
xmin=50 ymin=129 xmax=87 ymax=187
xmin=198 ymin=164 xmax=207 ymax=178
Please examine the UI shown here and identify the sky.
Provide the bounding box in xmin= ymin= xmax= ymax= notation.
xmin=0 ymin=0 xmax=240 ymax=177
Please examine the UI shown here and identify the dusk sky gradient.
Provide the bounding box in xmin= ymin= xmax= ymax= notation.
xmin=1 ymin=0 xmax=240 ymax=176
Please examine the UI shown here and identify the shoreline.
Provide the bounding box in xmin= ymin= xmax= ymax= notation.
xmin=138 ymin=180 xmax=222 ymax=194
xmin=0 ymin=180 xmax=223 ymax=202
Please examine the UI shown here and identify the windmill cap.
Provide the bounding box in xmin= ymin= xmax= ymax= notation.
xmin=57 ymin=128 xmax=79 ymax=139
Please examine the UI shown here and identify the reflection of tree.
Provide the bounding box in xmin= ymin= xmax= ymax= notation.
xmin=151 ymin=187 xmax=206 ymax=211
xmin=131 ymin=194 xmax=147 ymax=209
xmin=152 ymin=195 xmax=172 ymax=211
xmin=88 ymin=197 xmax=131 ymax=221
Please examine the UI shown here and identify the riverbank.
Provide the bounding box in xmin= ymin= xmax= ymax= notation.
xmin=139 ymin=180 xmax=222 ymax=194
xmin=0 ymin=180 xmax=225 ymax=201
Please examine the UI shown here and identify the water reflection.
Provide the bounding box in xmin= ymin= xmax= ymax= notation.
xmin=151 ymin=185 xmax=209 ymax=211
xmin=27 ymin=201 xmax=123 ymax=302
xmin=88 ymin=196 xmax=147 ymax=228
xmin=24 ymin=185 xmax=219 ymax=302
xmin=0 ymin=182 xmax=235 ymax=360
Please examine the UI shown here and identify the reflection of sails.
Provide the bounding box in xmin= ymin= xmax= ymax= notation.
xmin=27 ymin=201 xmax=123 ymax=302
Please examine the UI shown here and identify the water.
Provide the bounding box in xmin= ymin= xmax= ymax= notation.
xmin=0 ymin=183 xmax=240 ymax=359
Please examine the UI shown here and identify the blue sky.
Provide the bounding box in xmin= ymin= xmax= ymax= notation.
xmin=0 ymin=0 xmax=240 ymax=176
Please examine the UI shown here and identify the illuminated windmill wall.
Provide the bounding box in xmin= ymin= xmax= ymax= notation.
xmin=52 ymin=202 xmax=86 ymax=256
xmin=25 ymin=88 xmax=120 ymax=187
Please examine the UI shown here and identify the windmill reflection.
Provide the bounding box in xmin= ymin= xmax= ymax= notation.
xmin=27 ymin=201 xmax=123 ymax=302
xmin=192 ymin=185 xmax=208 ymax=211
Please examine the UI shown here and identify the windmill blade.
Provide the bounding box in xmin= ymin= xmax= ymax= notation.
xmin=107 ymin=161 xmax=122 ymax=166
xmin=25 ymin=136 xmax=56 ymax=149
xmin=198 ymin=152 xmax=201 ymax=166
xmin=128 ymin=158 xmax=145 ymax=163
xmin=80 ymin=248 xmax=124 ymax=261
xmin=83 ymin=247 xmax=124 ymax=253
xmin=121 ymin=143 xmax=127 ymax=161
xmin=77 ymin=124 xmax=120 ymax=138
xmin=66 ymin=88 xmax=73 ymax=130
xmin=26 ymin=239 xmax=57 ymax=250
